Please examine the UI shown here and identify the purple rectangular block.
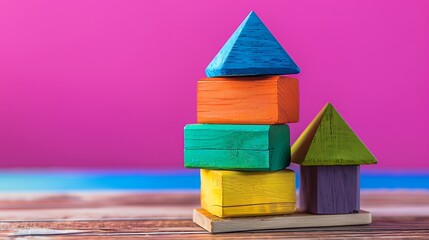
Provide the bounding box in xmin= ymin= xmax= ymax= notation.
xmin=299 ymin=165 xmax=360 ymax=214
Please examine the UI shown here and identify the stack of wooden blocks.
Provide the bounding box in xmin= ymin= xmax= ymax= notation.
xmin=184 ymin=11 xmax=377 ymax=234
xmin=185 ymin=10 xmax=300 ymax=218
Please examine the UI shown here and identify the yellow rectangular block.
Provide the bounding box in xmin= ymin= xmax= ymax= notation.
xmin=201 ymin=169 xmax=296 ymax=218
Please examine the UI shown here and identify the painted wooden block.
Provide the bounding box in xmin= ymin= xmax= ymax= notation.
xmin=197 ymin=76 xmax=299 ymax=124
xmin=200 ymin=169 xmax=296 ymax=218
xmin=205 ymin=11 xmax=300 ymax=77
xmin=299 ymin=165 xmax=360 ymax=214
xmin=291 ymin=102 xmax=377 ymax=166
xmin=184 ymin=124 xmax=290 ymax=171
xmin=193 ymin=208 xmax=371 ymax=233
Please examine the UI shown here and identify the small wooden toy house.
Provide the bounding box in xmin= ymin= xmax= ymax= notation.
xmin=292 ymin=103 xmax=377 ymax=214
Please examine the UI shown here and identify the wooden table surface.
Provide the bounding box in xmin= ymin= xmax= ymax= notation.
xmin=0 ymin=190 xmax=428 ymax=239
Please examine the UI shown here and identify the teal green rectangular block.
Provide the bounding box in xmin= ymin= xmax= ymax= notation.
xmin=184 ymin=124 xmax=290 ymax=171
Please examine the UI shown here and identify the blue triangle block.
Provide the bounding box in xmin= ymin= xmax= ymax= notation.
xmin=205 ymin=11 xmax=300 ymax=78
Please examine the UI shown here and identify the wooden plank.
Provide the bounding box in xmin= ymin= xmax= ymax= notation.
xmin=193 ymin=208 xmax=372 ymax=233
xmin=201 ymin=169 xmax=296 ymax=218
xmin=300 ymin=165 xmax=360 ymax=214
xmin=205 ymin=11 xmax=300 ymax=77
xmin=0 ymin=191 xmax=429 ymax=238
xmin=0 ymin=206 xmax=194 ymax=220
xmin=2 ymin=214 xmax=429 ymax=238
xmin=36 ymin=230 xmax=429 ymax=239
xmin=292 ymin=102 xmax=377 ymax=166
xmin=0 ymin=189 xmax=429 ymax=218
xmin=197 ymin=76 xmax=299 ymax=124
xmin=184 ymin=124 xmax=290 ymax=171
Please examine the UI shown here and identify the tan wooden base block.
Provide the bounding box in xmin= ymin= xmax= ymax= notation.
xmin=193 ymin=208 xmax=372 ymax=233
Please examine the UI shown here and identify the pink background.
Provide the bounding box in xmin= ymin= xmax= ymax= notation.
xmin=0 ymin=0 xmax=428 ymax=169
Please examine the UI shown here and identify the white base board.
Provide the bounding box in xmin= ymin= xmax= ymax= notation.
xmin=193 ymin=208 xmax=372 ymax=233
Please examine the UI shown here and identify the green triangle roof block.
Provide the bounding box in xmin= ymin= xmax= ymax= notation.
xmin=292 ymin=103 xmax=377 ymax=166
xmin=205 ymin=11 xmax=300 ymax=77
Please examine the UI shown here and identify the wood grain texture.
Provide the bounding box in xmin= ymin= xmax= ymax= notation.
xmin=184 ymin=124 xmax=290 ymax=171
xmin=205 ymin=11 xmax=300 ymax=77
xmin=292 ymin=102 xmax=377 ymax=166
xmin=197 ymin=76 xmax=299 ymax=124
xmin=201 ymin=169 xmax=296 ymax=218
xmin=0 ymin=191 xmax=429 ymax=238
xmin=300 ymin=165 xmax=360 ymax=214
xmin=193 ymin=208 xmax=371 ymax=233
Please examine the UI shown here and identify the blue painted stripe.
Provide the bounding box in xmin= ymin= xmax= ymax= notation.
xmin=0 ymin=170 xmax=200 ymax=191
xmin=0 ymin=170 xmax=428 ymax=191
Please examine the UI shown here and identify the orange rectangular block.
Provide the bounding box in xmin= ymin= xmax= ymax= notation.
xmin=197 ymin=76 xmax=299 ymax=124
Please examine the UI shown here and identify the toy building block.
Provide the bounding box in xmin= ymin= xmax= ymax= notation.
xmin=184 ymin=124 xmax=290 ymax=171
xmin=300 ymin=165 xmax=360 ymax=214
xmin=193 ymin=208 xmax=372 ymax=233
xmin=197 ymin=76 xmax=299 ymax=124
xmin=201 ymin=169 xmax=296 ymax=218
xmin=292 ymin=103 xmax=377 ymax=166
xmin=292 ymin=102 xmax=377 ymax=214
xmin=205 ymin=11 xmax=300 ymax=77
